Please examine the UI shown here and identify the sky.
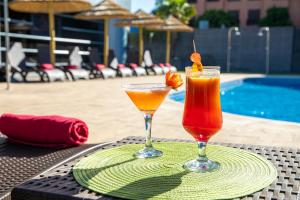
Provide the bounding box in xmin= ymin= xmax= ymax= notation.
xmin=89 ymin=0 xmax=156 ymax=13
xmin=130 ymin=0 xmax=156 ymax=13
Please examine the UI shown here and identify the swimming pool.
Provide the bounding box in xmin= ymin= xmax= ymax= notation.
xmin=170 ymin=77 xmax=300 ymax=123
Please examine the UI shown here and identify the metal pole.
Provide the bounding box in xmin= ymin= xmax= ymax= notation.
xmin=226 ymin=28 xmax=232 ymax=73
xmin=138 ymin=26 xmax=144 ymax=65
xmin=226 ymin=27 xmax=240 ymax=73
xmin=103 ymin=18 xmax=109 ymax=66
xmin=258 ymin=27 xmax=270 ymax=74
xmin=266 ymin=28 xmax=270 ymax=74
xmin=48 ymin=1 xmax=56 ymax=65
xmin=4 ymin=0 xmax=11 ymax=90
xmin=166 ymin=31 xmax=171 ymax=64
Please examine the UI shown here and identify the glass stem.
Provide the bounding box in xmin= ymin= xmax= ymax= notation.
xmin=144 ymin=113 xmax=153 ymax=148
xmin=197 ymin=141 xmax=208 ymax=162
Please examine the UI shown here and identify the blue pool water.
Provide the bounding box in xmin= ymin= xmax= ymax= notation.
xmin=170 ymin=77 xmax=300 ymax=123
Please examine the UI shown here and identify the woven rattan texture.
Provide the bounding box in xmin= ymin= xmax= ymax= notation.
xmin=0 ymin=137 xmax=95 ymax=200
xmin=12 ymin=136 xmax=300 ymax=200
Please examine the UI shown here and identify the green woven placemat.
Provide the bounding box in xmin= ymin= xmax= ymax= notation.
xmin=73 ymin=142 xmax=277 ymax=200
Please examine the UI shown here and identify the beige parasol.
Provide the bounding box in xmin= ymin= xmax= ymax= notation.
xmin=9 ymin=0 xmax=92 ymax=65
xmin=116 ymin=9 xmax=163 ymax=65
xmin=146 ymin=15 xmax=193 ymax=64
xmin=75 ymin=0 xmax=134 ymax=66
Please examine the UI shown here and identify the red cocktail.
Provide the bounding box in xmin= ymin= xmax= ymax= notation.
xmin=182 ymin=66 xmax=222 ymax=172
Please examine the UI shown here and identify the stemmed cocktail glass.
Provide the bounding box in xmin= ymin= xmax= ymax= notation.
xmin=124 ymin=83 xmax=171 ymax=158
xmin=182 ymin=66 xmax=223 ymax=172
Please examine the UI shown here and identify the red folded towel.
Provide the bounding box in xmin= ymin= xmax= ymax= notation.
xmin=0 ymin=114 xmax=89 ymax=148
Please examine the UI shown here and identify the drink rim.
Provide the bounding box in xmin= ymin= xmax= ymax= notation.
xmin=185 ymin=66 xmax=220 ymax=77
xmin=122 ymin=83 xmax=171 ymax=91
xmin=185 ymin=66 xmax=221 ymax=70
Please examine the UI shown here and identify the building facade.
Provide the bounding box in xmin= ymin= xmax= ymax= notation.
xmin=189 ymin=0 xmax=300 ymax=27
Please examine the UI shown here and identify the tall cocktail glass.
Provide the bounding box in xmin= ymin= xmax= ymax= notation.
xmin=124 ymin=83 xmax=171 ymax=158
xmin=182 ymin=66 xmax=223 ymax=172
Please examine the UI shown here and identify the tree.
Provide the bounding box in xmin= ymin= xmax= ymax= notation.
xmin=259 ymin=7 xmax=291 ymax=26
xmin=196 ymin=10 xmax=237 ymax=28
xmin=154 ymin=0 xmax=196 ymax=24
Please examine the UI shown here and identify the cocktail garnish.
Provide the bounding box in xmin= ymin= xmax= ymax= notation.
xmin=190 ymin=52 xmax=201 ymax=64
xmin=190 ymin=40 xmax=203 ymax=72
xmin=165 ymin=71 xmax=183 ymax=90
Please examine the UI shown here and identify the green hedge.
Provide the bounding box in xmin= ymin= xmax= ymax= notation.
xmin=259 ymin=7 xmax=291 ymax=26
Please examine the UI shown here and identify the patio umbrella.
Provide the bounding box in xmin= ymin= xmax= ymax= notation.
xmin=75 ymin=0 xmax=134 ymax=66
xmin=146 ymin=15 xmax=193 ymax=64
xmin=116 ymin=9 xmax=163 ymax=65
xmin=9 ymin=0 xmax=92 ymax=65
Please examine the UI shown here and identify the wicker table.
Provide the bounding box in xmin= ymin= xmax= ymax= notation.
xmin=0 ymin=134 xmax=105 ymax=200
xmin=11 ymin=136 xmax=300 ymax=200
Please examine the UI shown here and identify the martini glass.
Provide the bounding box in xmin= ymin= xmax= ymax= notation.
xmin=182 ymin=66 xmax=223 ymax=172
xmin=124 ymin=83 xmax=171 ymax=158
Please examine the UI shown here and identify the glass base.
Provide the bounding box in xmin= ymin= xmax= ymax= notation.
xmin=134 ymin=147 xmax=163 ymax=158
xmin=183 ymin=158 xmax=220 ymax=173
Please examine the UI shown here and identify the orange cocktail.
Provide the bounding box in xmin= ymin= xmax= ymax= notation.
xmin=183 ymin=74 xmax=222 ymax=142
xmin=126 ymin=89 xmax=170 ymax=114
xmin=124 ymin=83 xmax=171 ymax=158
xmin=182 ymin=66 xmax=222 ymax=173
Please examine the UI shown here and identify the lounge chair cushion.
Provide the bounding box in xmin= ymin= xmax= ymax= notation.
xmin=95 ymin=64 xmax=105 ymax=70
xmin=118 ymin=64 xmax=126 ymax=69
xmin=159 ymin=63 xmax=165 ymax=68
xmin=40 ymin=63 xmax=54 ymax=70
xmin=130 ymin=63 xmax=138 ymax=69
xmin=66 ymin=65 xmax=79 ymax=70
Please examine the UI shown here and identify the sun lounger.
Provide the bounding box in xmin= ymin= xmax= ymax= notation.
xmin=143 ymin=50 xmax=164 ymax=75
xmin=158 ymin=63 xmax=177 ymax=73
xmin=65 ymin=46 xmax=90 ymax=81
xmin=36 ymin=45 xmax=66 ymax=82
xmin=109 ymin=56 xmax=133 ymax=77
xmin=7 ymin=42 xmax=43 ymax=82
xmin=89 ymin=48 xmax=116 ymax=79
xmin=128 ymin=63 xmax=147 ymax=76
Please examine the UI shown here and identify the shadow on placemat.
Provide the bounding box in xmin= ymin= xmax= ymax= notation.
xmin=107 ymin=171 xmax=188 ymax=199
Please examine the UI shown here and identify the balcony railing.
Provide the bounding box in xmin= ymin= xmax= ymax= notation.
xmin=0 ymin=32 xmax=104 ymax=67
xmin=0 ymin=32 xmax=103 ymax=54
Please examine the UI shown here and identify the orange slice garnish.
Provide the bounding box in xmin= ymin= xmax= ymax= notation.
xmin=190 ymin=52 xmax=203 ymax=72
xmin=190 ymin=52 xmax=201 ymax=65
xmin=165 ymin=71 xmax=183 ymax=90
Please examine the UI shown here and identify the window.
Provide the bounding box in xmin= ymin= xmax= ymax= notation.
xmin=187 ymin=0 xmax=197 ymax=3
xmin=247 ymin=9 xmax=260 ymax=25
xmin=207 ymin=0 xmax=219 ymax=2
xmin=228 ymin=10 xmax=240 ymax=25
